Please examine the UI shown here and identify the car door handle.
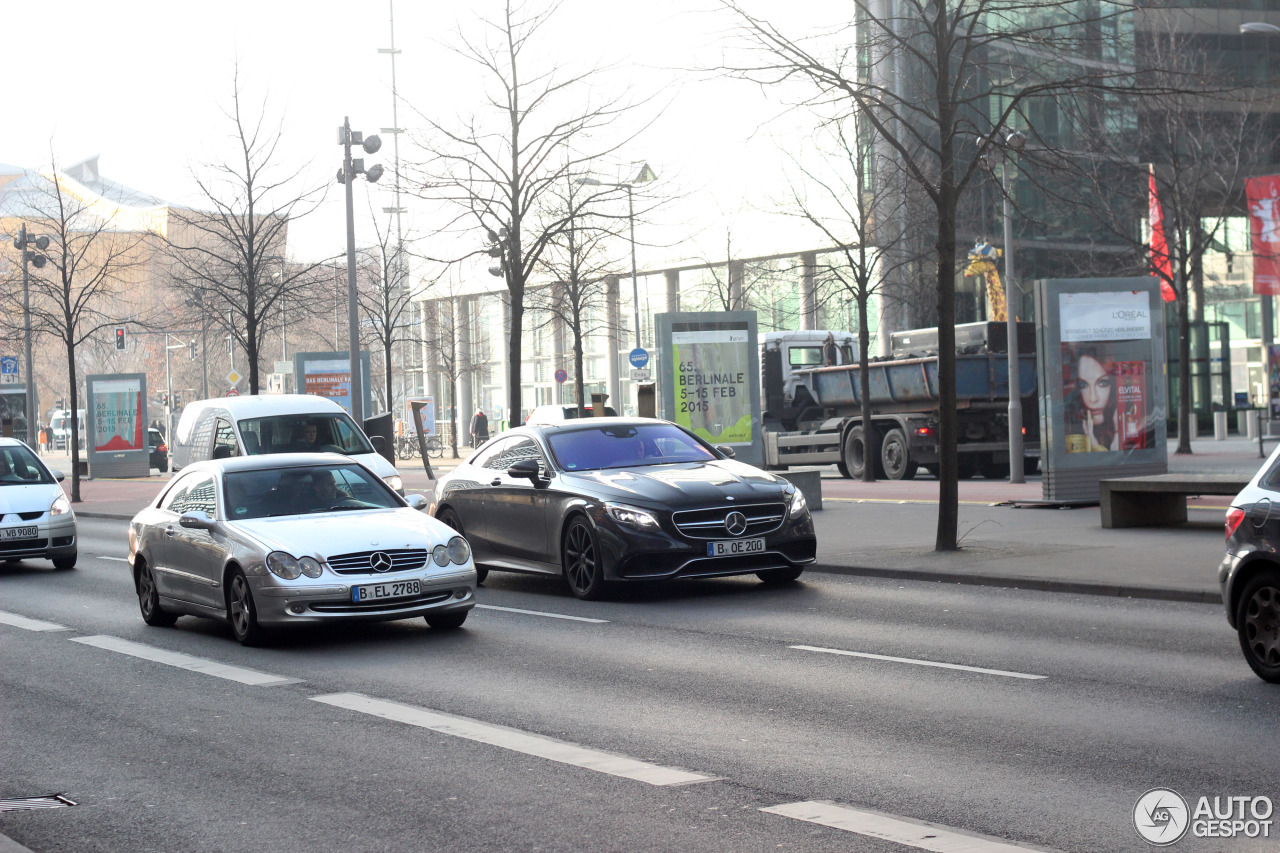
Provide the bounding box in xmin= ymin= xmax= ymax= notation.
xmin=164 ymin=527 xmax=177 ymax=537
xmin=490 ymin=478 xmax=502 ymax=486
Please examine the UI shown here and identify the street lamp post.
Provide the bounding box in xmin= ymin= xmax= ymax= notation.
xmin=13 ymin=225 xmax=49 ymax=442
xmin=980 ymin=129 xmax=1027 ymax=483
xmin=337 ymin=117 xmax=385 ymax=424
xmin=163 ymin=334 xmax=187 ymax=467
xmin=185 ymin=292 xmax=212 ymax=400
xmin=578 ymin=163 xmax=657 ymax=349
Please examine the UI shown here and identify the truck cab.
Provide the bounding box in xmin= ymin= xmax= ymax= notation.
xmin=760 ymin=330 xmax=857 ymax=422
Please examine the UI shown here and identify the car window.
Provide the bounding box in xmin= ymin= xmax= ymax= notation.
xmin=546 ymin=423 xmax=716 ymax=471
xmin=500 ymin=436 xmax=546 ymax=470
xmin=224 ymin=464 xmax=401 ymax=520
xmin=236 ymin=414 xmax=374 ymax=456
xmin=789 ymin=346 xmax=824 ymax=367
xmin=472 ymin=438 xmax=511 ymax=470
xmin=184 ymin=477 xmax=217 ymax=516
xmin=213 ymin=419 xmax=239 ymax=459
xmin=160 ymin=479 xmax=193 ymax=513
xmin=0 ymin=445 xmax=54 ymax=485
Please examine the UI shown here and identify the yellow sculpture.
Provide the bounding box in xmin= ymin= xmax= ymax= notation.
xmin=965 ymin=240 xmax=1006 ymax=322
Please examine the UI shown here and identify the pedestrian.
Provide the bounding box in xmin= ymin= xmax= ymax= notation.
xmin=470 ymin=407 xmax=489 ymax=447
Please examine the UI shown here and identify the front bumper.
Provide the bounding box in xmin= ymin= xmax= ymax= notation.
xmin=250 ymin=566 xmax=477 ymax=626
xmin=0 ymin=515 xmax=77 ymax=562
xmin=596 ymin=511 xmax=817 ymax=582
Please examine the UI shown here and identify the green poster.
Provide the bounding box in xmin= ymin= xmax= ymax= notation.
xmin=670 ymin=325 xmax=753 ymax=444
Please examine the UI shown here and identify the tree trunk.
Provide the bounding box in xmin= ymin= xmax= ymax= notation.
xmin=1176 ymin=266 xmax=1193 ymax=454
xmin=385 ymin=337 xmax=394 ymax=418
xmin=507 ymin=290 xmax=524 ymax=430
xmin=67 ymin=341 xmax=81 ymax=503
xmin=574 ymin=320 xmax=586 ymax=418
xmin=857 ymin=289 xmax=877 ymax=483
xmin=935 ymin=188 xmax=960 ymax=552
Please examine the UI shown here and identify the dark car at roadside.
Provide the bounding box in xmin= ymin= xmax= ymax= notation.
xmin=430 ymin=418 xmax=816 ymax=599
xmin=1220 ymin=445 xmax=1280 ymax=682
xmin=147 ymin=428 xmax=169 ymax=472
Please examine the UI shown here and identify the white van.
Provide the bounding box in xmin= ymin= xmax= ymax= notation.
xmin=49 ymin=409 xmax=86 ymax=451
xmin=170 ymin=395 xmax=402 ymax=492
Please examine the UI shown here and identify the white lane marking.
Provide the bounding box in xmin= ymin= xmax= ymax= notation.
xmin=762 ymin=801 xmax=1055 ymax=852
xmin=791 ymin=645 xmax=1046 ymax=681
xmin=70 ymin=636 xmax=299 ymax=686
xmin=0 ymin=610 xmax=69 ymax=632
xmin=97 ymin=556 xmax=129 ymax=562
xmin=475 ymin=604 xmax=608 ymax=623
xmin=312 ymin=692 xmax=714 ymax=786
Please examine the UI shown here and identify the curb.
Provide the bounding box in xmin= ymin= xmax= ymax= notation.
xmin=809 ymin=562 xmax=1223 ymax=605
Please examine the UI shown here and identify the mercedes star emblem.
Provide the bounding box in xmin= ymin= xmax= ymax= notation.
xmin=725 ymin=511 xmax=748 ymax=536
xmin=369 ymin=551 xmax=393 ymax=573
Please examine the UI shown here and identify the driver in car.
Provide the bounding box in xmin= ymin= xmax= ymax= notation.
xmin=293 ymin=421 xmax=321 ymax=451
xmin=308 ymin=471 xmax=347 ymax=509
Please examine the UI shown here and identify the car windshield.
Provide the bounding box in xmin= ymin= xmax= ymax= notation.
xmin=223 ymin=464 xmax=400 ymax=520
xmin=0 ymin=444 xmax=54 ymax=485
xmin=236 ymin=414 xmax=374 ymax=457
xmin=546 ymin=423 xmax=717 ymax=471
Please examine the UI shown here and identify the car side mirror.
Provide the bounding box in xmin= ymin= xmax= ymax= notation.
xmin=404 ymin=494 xmax=428 ymax=511
xmin=179 ymin=510 xmax=216 ymax=530
xmin=716 ymin=445 xmax=736 ymax=459
xmin=49 ymin=469 xmax=65 ymax=482
xmin=507 ymin=459 xmax=543 ymax=481
xmin=371 ymin=435 xmax=386 ymax=453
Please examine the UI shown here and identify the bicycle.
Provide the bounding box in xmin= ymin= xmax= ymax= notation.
xmin=423 ymin=434 xmax=444 ymax=458
xmin=395 ymin=435 xmax=421 ymax=460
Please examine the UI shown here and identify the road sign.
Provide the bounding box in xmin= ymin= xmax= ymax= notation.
xmin=225 ymin=370 xmax=242 ymax=386
xmin=630 ymin=368 xmax=651 ymax=382
xmin=554 ymin=368 xmax=568 ymax=384
xmin=0 ymin=374 xmax=17 ymax=385
xmin=629 ymin=347 xmax=649 ymax=369
xmin=274 ymin=361 xmax=294 ymax=375
xmin=226 ymin=388 xmax=240 ymax=397
xmin=0 ymin=356 xmax=17 ymax=375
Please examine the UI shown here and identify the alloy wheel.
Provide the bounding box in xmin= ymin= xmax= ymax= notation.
xmin=1244 ymin=583 xmax=1280 ymax=668
xmin=564 ymin=523 xmax=596 ymax=595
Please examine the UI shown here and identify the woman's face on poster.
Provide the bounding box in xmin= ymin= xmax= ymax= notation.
xmin=1076 ymin=354 xmax=1112 ymax=424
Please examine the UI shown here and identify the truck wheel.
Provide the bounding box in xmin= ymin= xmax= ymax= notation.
xmin=842 ymin=426 xmax=877 ymax=479
xmin=1023 ymin=457 xmax=1039 ymax=476
xmin=956 ymin=457 xmax=977 ymax=479
xmin=881 ymin=429 xmax=918 ymax=480
xmin=978 ymin=457 xmax=1010 ymax=479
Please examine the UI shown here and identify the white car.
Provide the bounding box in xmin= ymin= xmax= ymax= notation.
xmin=0 ymin=438 xmax=76 ymax=569
xmin=128 ymin=454 xmax=476 ymax=645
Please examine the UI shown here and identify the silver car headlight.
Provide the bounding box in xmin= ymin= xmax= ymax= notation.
xmin=266 ymin=551 xmax=301 ymax=580
xmin=298 ymin=557 xmax=323 ymax=578
xmin=385 ymin=475 xmax=403 ymax=492
xmin=432 ymin=544 xmax=450 ymax=567
xmin=605 ymin=502 xmax=660 ymax=530
xmin=789 ymin=488 xmax=809 ymax=518
xmin=446 ymin=535 xmax=471 ymax=565
xmin=50 ymin=494 xmax=72 ymax=516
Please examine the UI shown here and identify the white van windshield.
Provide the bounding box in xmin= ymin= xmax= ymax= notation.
xmin=236 ymin=414 xmax=374 ymax=457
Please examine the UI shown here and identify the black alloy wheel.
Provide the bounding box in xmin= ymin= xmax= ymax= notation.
xmin=1237 ymin=569 xmax=1280 ymax=683
xmin=563 ymin=518 xmax=606 ymax=600
xmin=226 ymin=568 xmax=266 ymax=646
xmin=438 ymin=508 xmax=486 ymax=584
xmin=880 ymin=429 xmax=918 ymax=481
xmin=137 ymin=559 xmax=178 ymax=627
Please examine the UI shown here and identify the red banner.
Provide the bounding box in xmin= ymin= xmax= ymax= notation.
xmin=1148 ymin=166 xmax=1176 ymax=303
xmin=1248 ymin=175 xmax=1280 ymax=296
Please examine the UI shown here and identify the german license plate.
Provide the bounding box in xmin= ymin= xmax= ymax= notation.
xmin=706 ymin=537 xmax=765 ymax=557
xmin=0 ymin=526 xmax=38 ymax=541
xmin=351 ymin=579 xmax=421 ymax=602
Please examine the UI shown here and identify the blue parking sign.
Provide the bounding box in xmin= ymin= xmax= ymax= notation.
xmin=0 ymin=357 xmax=17 ymax=375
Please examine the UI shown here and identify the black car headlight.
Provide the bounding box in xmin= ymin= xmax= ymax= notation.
xmin=788 ymin=489 xmax=809 ymax=518
xmin=605 ymin=502 xmax=660 ymax=530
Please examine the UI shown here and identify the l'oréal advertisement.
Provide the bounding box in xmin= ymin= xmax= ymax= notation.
xmin=1061 ymin=343 xmax=1152 ymax=454
xmin=1058 ymin=291 xmax=1151 ymax=342
xmin=91 ymin=378 xmax=144 ymax=452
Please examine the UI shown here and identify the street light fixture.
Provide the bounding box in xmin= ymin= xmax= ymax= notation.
xmin=577 ymin=162 xmax=657 ymax=349
xmin=979 ymin=128 xmax=1027 ymax=483
xmin=13 ymin=225 xmax=49 ymax=442
xmin=337 ymin=117 xmax=385 ymax=424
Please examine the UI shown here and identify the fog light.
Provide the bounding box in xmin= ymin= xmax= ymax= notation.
xmin=289 ymin=604 xmax=306 ymax=614
xmin=454 ymin=589 xmax=468 ymax=599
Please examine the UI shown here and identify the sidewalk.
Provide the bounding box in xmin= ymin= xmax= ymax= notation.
xmin=48 ymin=436 xmax=1265 ymax=604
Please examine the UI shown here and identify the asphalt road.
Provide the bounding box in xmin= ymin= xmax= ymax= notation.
xmin=1 ymin=518 xmax=1277 ymax=853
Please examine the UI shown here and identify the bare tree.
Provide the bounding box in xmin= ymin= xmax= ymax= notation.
xmin=414 ymin=0 xmax=647 ymax=424
xmin=721 ymin=0 xmax=1146 ymax=550
xmin=165 ymin=72 xmax=326 ymax=396
xmin=19 ymin=161 xmax=151 ymax=502
xmin=421 ymin=279 xmax=490 ymax=459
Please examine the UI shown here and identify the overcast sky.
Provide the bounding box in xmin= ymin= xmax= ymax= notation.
xmin=11 ymin=0 xmax=849 ymax=281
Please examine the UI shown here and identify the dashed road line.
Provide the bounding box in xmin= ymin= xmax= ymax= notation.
xmin=96 ymin=556 xmax=129 ymax=562
xmin=311 ymin=692 xmax=715 ymax=786
xmin=791 ymin=645 xmax=1047 ymax=680
xmin=761 ymin=801 xmax=1056 ymax=852
xmin=70 ymin=635 xmax=300 ymax=686
xmin=0 ymin=610 xmax=69 ymax=632
xmin=475 ymin=604 xmax=608 ymax=623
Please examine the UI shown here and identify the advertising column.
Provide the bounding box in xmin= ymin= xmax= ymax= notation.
xmin=85 ymin=373 xmax=150 ymax=478
xmin=655 ymin=311 xmax=761 ymax=467
xmin=293 ymin=351 xmax=373 ymax=419
xmin=1035 ymin=279 xmax=1168 ymax=502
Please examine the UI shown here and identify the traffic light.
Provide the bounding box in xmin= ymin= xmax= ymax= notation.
xmin=163 ymin=394 xmax=169 ymax=408
xmin=189 ymin=340 xmax=197 ymax=359
xmin=114 ymin=327 xmax=126 ymax=351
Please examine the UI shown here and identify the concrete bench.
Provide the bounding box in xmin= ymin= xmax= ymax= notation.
xmin=778 ymin=467 xmax=823 ymax=511
xmin=1099 ymin=473 xmax=1249 ymax=528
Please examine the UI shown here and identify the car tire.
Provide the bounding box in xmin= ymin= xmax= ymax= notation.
xmin=956 ymin=457 xmax=977 ymax=480
xmin=426 ymin=610 xmax=468 ymax=630
xmin=1236 ymin=568 xmax=1280 ymax=683
xmin=978 ymin=457 xmax=1010 ymax=480
xmin=756 ymin=566 xmax=804 ymax=585
xmin=881 ymin=429 xmax=918 ymax=480
xmin=438 ymin=508 xmax=486 ymax=585
xmin=136 ymin=559 xmax=178 ymax=627
xmin=226 ymin=568 xmax=267 ymax=646
xmin=52 ymin=552 xmax=77 ymax=570
xmin=562 ymin=517 xmax=607 ymax=601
